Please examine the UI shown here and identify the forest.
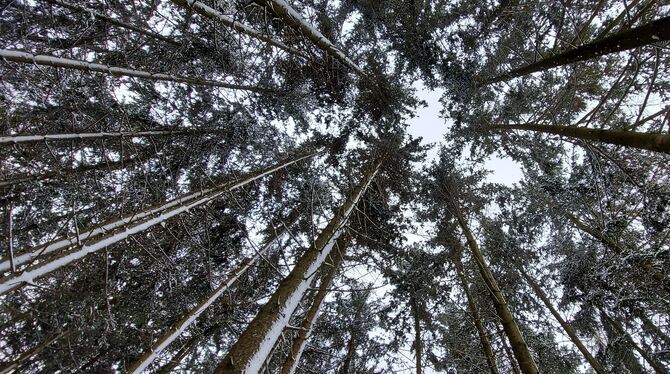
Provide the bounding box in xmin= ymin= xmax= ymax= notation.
xmin=0 ymin=0 xmax=669 ymax=373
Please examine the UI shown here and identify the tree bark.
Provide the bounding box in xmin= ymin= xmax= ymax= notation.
xmin=0 ymin=156 xmax=140 ymax=188
xmin=0 ymin=151 xmax=318 ymax=295
xmin=484 ymin=122 xmax=670 ymax=153
xmin=601 ymin=309 xmax=667 ymax=374
xmin=172 ymin=0 xmax=307 ymax=58
xmin=264 ymin=0 xmax=365 ymax=76
xmin=0 ymin=129 xmax=237 ymax=146
xmin=516 ymin=265 xmax=607 ymax=374
xmin=130 ymin=217 xmax=297 ymax=374
xmin=454 ymin=208 xmax=539 ymax=374
xmin=484 ymin=16 xmax=670 ymax=84
xmin=216 ymin=159 xmax=382 ymax=373
xmin=410 ymin=296 xmax=423 ymax=374
xmin=280 ymin=236 xmax=348 ymax=374
xmin=43 ymin=0 xmax=180 ymax=46
xmin=0 ymin=49 xmax=272 ymax=93
xmin=338 ymin=330 xmax=357 ymax=374
xmin=545 ymin=197 xmax=670 ymax=293
xmin=453 ymin=254 xmax=500 ymax=374
xmin=155 ymin=331 xmax=204 ymax=374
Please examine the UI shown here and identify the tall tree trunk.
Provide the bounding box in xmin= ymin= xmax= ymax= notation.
xmin=484 ymin=16 xmax=670 ymax=84
xmin=484 ymin=122 xmax=670 ymax=153
xmin=338 ymin=330 xmax=357 ymax=374
xmin=280 ymin=236 xmax=348 ymax=374
xmin=0 ymin=156 xmax=140 ymax=188
xmin=516 ymin=265 xmax=607 ymax=374
xmin=264 ymin=0 xmax=365 ymax=76
xmin=130 ymin=217 xmax=297 ymax=374
xmin=0 ymin=331 xmax=67 ymax=373
xmin=453 ymin=253 xmax=500 ymax=374
xmin=155 ymin=331 xmax=204 ymax=374
xmin=216 ymin=159 xmax=382 ymax=373
xmin=0 ymin=152 xmax=315 ymax=274
xmin=171 ymin=0 xmax=307 ymax=58
xmin=0 ymin=152 xmax=318 ymax=295
xmin=0 ymin=49 xmax=271 ymax=93
xmin=454 ymin=208 xmax=539 ymax=374
xmin=410 ymin=296 xmax=423 ymax=374
xmin=0 ymin=129 xmax=231 ymax=145
xmin=43 ymin=0 xmax=180 ymax=46
xmin=601 ymin=309 xmax=668 ymax=374
xmin=498 ymin=325 xmax=522 ymax=374
xmin=3 ymin=203 xmax=15 ymax=273
xmin=544 ymin=196 xmax=670 ymax=293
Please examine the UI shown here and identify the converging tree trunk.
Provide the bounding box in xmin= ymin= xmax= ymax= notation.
xmin=264 ymin=0 xmax=366 ymax=76
xmin=280 ymin=236 xmax=348 ymax=374
xmin=452 ymin=248 xmax=500 ymax=374
xmin=171 ymin=0 xmax=307 ymax=58
xmin=484 ymin=16 xmax=670 ymax=84
xmin=410 ymin=296 xmax=423 ymax=374
xmin=600 ymin=309 xmax=668 ymax=374
xmin=0 ymin=49 xmax=271 ymax=93
xmin=0 ymin=156 xmax=140 ymax=188
xmin=129 ymin=217 xmax=298 ymax=373
xmin=0 ymin=129 xmax=229 ymax=145
xmin=43 ymin=0 xmax=180 ymax=46
xmin=215 ymin=159 xmax=382 ymax=373
xmin=454 ymin=207 xmax=539 ymax=374
xmin=484 ymin=122 xmax=670 ymax=153
xmin=0 ymin=152 xmax=318 ymax=295
xmin=516 ymin=265 xmax=606 ymax=374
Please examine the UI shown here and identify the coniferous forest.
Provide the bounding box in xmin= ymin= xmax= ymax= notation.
xmin=1 ymin=1 xmax=669 ymax=373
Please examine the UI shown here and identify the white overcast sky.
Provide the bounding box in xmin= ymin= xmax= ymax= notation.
xmin=407 ymin=82 xmax=523 ymax=186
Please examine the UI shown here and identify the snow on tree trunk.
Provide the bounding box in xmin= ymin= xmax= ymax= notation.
xmin=0 ymin=156 xmax=139 ymax=188
xmin=44 ymin=0 xmax=180 ymax=46
xmin=172 ymin=0 xmax=307 ymax=58
xmin=455 ymin=209 xmax=540 ymax=374
xmin=0 ymin=129 xmax=226 ymax=145
xmin=0 ymin=49 xmax=271 ymax=92
xmin=265 ymin=0 xmax=366 ymax=76
xmin=484 ymin=15 xmax=670 ymax=84
xmin=280 ymin=236 xmax=347 ymax=374
xmin=216 ymin=160 xmax=382 ymax=373
xmin=0 ymin=152 xmax=318 ymax=295
xmin=484 ymin=122 xmax=670 ymax=153
xmin=128 ymin=217 xmax=297 ymax=374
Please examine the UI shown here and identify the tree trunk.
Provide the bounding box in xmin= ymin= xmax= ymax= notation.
xmin=0 ymin=129 xmax=236 ymax=145
xmin=155 ymin=331 xmax=204 ymax=374
xmin=0 ymin=156 xmax=140 ymax=188
xmin=516 ymin=265 xmax=606 ymax=374
xmin=410 ymin=296 xmax=423 ymax=374
xmin=601 ymin=309 xmax=668 ymax=374
xmin=216 ymin=159 xmax=382 ymax=373
xmin=484 ymin=122 xmax=670 ymax=153
xmin=545 ymin=197 xmax=670 ymax=293
xmin=454 ymin=208 xmax=539 ymax=374
xmin=172 ymin=0 xmax=307 ymax=58
xmin=280 ymin=236 xmax=348 ymax=374
xmin=44 ymin=0 xmax=180 ymax=46
xmin=453 ymin=254 xmax=500 ymax=374
xmin=484 ymin=15 xmax=670 ymax=84
xmin=0 ymin=152 xmax=318 ymax=295
xmin=0 ymin=49 xmax=271 ymax=93
xmin=0 ymin=331 xmax=67 ymax=373
xmin=338 ymin=330 xmax=357 ymax=374
xmin=264 ymin=0 xmax=365 ymax=76
xmin=130 ymin=217 xmax=297 ymax=374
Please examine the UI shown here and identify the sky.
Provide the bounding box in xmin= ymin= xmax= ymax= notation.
xmin=406 ymin=82 xmax=524 ymax=187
